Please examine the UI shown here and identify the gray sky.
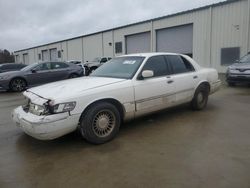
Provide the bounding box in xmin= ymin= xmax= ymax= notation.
xmin=0 ymin=0 xmax=223 ymax=51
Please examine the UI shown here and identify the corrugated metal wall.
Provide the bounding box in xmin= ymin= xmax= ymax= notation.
xmin=14 ymin=0 xmax=249 ymax=73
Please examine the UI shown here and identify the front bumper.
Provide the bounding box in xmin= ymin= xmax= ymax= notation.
xmin=12 ymin=106 xmax=81 ymax=140
xmin=226 ymin=74 xmax=250 ymax=83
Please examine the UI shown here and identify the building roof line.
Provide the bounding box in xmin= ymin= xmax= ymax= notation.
xmin=14 ymin=0 xmax=242 ymax=53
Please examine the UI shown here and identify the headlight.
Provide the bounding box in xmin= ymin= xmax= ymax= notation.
xmin=50 ymin=102 xmax=76 ymax=113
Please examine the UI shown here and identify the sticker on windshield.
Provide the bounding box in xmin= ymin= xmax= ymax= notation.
xmin=123 ymin=60 xmax=136 ymax=65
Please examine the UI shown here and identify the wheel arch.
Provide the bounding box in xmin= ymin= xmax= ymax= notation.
xmin=195 ymin=80 xmax=211 ymax=91
xmin=79 ymin=98 xmax=126 ymax=123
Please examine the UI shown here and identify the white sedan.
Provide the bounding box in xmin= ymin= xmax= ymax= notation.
xmin=12 ymin=53 xmax=221 ymax=144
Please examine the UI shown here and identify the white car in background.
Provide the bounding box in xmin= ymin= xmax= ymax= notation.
xmin=85 ymin=57 xmax=112 ymax=73
xmin=12 ymin=53 xmax=221 ymax=144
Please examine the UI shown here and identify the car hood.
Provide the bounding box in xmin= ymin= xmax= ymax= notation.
xmin=229 ymin=63 xmax=250 ymax=69
xmin=25 ymin=76 xmax=126 ymax=102
xmin=0 ymin=71 xmax=21 ymax=77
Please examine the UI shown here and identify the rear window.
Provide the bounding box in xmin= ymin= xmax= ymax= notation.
xmin=51 ymin=62 xmax=69 ymax=69
xmin=167 ymin=55 xmax=195 ymax=74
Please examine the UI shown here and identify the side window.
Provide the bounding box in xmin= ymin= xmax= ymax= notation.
xmin=2 ymin=65 xmax=11 ymax=69
xmin=142 ymin=55 xmax=169 ymax=78
xmin=34 ymin=63 xmax=51 ymax=71
xmin=1 ymin=65 xmax=7 ymax=70
xmin=51 ymin=62 xmax=69 ymax=69
xmin=10 ymin=65 xmax=19 ymax=69
xmin=167 ymin=55 xmax=195 ymax=74
xmin=19 ymin=64 xmax=26 ymax=69
xmin=181 ymin=56 xmax=195 ymax=72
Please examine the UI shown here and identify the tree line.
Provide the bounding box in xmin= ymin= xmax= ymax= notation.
xmin=0 ymin=49 xmax=15 ymax=64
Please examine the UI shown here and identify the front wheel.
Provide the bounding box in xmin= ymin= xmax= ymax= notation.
xmin=10 ymin=78 xmax=27 ymax=92
xmin=79 ymin=102 xmax=121 ymax=144
xmin=191 ymin=85 xmax=209 ymax=110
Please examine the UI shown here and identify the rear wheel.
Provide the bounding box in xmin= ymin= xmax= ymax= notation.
xmin=79 ymin=102 xmax=121 ymax=144
xmin=191 ymin=84 xmax=209 ymax=110
xmin=10 ymin=78 xmax=27 ymax=92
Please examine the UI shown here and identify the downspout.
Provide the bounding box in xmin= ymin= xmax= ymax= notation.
xmin=209 ymin=6 xmax=213 ymax=68
xmin=247 ymin=0 xmax=250 ymax=52
xmin=150 ymin=20 xmax=154 ymax=52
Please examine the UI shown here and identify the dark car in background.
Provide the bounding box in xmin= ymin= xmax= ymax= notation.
xmin=0 ymin=63 xmax=27 ymax=73
xmin=0 ymin=61 xmax=83 ymax=91
xmin=226 ymin=53 xmax=250 ymax=86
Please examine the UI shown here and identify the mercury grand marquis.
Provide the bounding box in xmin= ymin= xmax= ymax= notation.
xmin=12 ymin=53 xmax=221 ymax=144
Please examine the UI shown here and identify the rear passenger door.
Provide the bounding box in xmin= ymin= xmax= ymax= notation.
xmin=50 ymin=62 xmax=70 ymax=81
xmin=133 ymin=55 xmax=175 ymax=116
xmin=166 ymin=55 xmax=198 ymax=103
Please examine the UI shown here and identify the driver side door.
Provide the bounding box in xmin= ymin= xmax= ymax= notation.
xmin=26 ymin=62 xmax=52 ymax=86
xmin=133 ymin=55 xmax=176 ymax=117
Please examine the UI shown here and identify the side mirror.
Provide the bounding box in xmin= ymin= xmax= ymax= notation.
xmin=142 ymin=70 xmax=154 ymax=79
xmin=31 ymin=69 xmax=36 ymax=73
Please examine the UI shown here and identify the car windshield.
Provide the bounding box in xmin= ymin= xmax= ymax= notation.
xmin=90 ymin=56 xmax=145 ymax=79
xmin=239 ymin=54 xmax=250 ymax=63
xmin=21 ymin=63 xmax=38 ymax=71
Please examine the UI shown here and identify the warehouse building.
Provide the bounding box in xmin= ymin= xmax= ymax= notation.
xmin=14 ymin=0 xmax=250 ymax=73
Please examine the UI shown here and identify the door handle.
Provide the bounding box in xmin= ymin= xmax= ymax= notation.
xmin=193 ymin=75 xmax=198 ymax=79
xmin=167 ymin=80 xmax=174 ymax=84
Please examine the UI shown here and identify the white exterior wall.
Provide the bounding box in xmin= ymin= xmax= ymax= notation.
xmin=61 ymin=41 xmax=67 ymax=61
xmin=83 ymin=33 xmax=103 ymax=62
xmin=66 ymin=38 xmax=82 ymax=61
xmin=14 ymin=0 xmax=250 ymax=73
xmin=103 ymin=31 xmax=113 ymax=57
xmin=211 ymin=0 xmax=249 ymax=72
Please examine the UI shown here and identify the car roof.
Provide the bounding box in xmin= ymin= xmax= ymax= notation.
xmin=120 ymin=52 xmax=181 ymax=58
xmin=0 ymin=63 xmax=23 ymax=66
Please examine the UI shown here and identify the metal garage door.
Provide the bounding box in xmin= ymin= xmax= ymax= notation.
xmin=156 ymin=24 xmax=193 ymax=56
xmin=49 ymin=48 xmax=57 ymax=61
xmin=23 ymin=53 xmax=29 ymax=64
xmin=42 ymin=50 xmax=49 ymax=61
xmin=126 ymin=32 xmax=151 ymax=54
xmin=15 ymin=55 xmax=20 ymax=63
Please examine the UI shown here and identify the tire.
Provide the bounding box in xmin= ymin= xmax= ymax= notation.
xmin=79 ymin=102 xmax=121 ymax=144
xmin=191 ymin=84 xmax=209 ymax=111
xmin=68 ymin=73 xmax=79 ymax=79
xmin=227 ymin=82 xmax=235 ymax=87
xmin=10 ymin=78 xmax=27 ymax=92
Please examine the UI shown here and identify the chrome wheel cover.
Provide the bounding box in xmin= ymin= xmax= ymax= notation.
xmin=11 ymin=79 xmax=25 ymax=91
xmin=92 ymin=110 xmax=116 ymax=137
